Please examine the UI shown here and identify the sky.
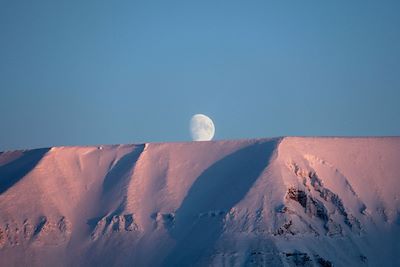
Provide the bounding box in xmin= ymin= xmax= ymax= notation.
xmin=1 ymin=0 xmax=399 ymax=150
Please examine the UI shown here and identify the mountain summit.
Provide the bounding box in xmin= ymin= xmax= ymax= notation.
xmin=0 ymin=137 xmax=399 ymax=266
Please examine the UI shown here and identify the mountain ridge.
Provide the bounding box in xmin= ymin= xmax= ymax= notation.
xmin=0 ymin=137 xmax=399 ymax=266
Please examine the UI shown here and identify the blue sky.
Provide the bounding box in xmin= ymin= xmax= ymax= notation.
xmin=1 ymin=0 xmax=399 ymax=150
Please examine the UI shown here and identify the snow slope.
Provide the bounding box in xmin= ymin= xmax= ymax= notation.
xmin=0 ymin=137 xmax=399 ymax=267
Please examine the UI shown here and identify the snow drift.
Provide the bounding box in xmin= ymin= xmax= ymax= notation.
xmin=0 ymin=137 xmax=399 ymax=266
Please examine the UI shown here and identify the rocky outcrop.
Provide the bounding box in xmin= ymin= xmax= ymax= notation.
xmin=279 ymin=161 xmax=364 ymax=237
xmin=91 ymin=213 xmax=139 ymax=240
xmin=0 ymin=216 xmax=70 ymax=247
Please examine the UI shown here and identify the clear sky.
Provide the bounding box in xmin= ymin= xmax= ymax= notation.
xmin=1 ymin=0 xmax=399 ymax=150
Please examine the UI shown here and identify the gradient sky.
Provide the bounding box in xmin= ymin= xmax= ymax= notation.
xmin=1 ymin=0 xmax=399 ymax=150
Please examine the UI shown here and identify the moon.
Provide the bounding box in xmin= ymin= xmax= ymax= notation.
xmin=190 ymin=114 xmax=215 ymax=141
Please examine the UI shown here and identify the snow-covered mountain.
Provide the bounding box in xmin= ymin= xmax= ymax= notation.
xmin=0 ymin=137 xmax=399 ymax=267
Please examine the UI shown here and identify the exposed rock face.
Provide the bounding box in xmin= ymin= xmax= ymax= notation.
xmin=91 ymin=213 xmax=140 ymax=240
xmin=0 ymin=216 xmax=70 ymax=248
xmin=0 ymin=137 xmax=399 ymax=266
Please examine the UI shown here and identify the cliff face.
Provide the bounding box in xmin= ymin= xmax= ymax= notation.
xmin=0 ymin=137 xmax=399 ymax=267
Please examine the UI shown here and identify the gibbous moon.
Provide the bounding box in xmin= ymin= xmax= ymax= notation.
xmin=190 ymin=114 xmax=215 ymax=141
